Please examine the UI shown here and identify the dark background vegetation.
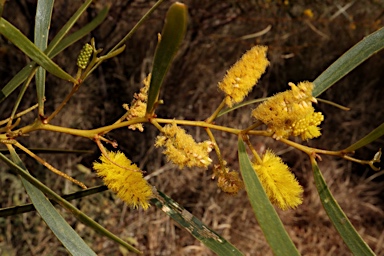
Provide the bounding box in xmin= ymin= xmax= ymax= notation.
xmin=1 ymin=0 xmax=384 ymax=255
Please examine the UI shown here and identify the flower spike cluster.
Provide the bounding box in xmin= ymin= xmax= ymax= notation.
xmin=93 ymin=151 xmax=153 ymax=210
xmin=155 ymin=122 xmax=213 ymax=169
xmin=123 ymin=74 xmax=151 ymax=132
xmin=252 ymin=150 xmax=303 ymax=210
xmin=252 ymin=81 xmax=324 ymax=140
xmin=218 ymin=46 xmax=269 ymax=107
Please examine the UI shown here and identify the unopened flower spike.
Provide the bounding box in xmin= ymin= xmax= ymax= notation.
xmin=214 ymin=163 xmax=244 ymax=195
xmin=124 ymin=74 xmax=151 ymax=132
xmin=77 ymin=43 xmax=93 ymax=69
xmin=155 ymin=122 xmax=213 ymax=169
xmin=93 ymin=150 xmax=153 ymax=210
xmin=252 ymin=150 xmax=303 ymax=210
xmin=218 ymin=45 xmax=269 ymax=107
xmin=252 ymin=81 xmax=323 ymax=140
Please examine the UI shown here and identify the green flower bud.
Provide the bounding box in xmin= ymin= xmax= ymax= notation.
xmin=77 ymin=43 xmax=93 ymax=69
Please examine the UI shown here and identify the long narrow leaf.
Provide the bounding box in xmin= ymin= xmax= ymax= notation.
xmin=7 ymin=148 xmax=97 ymax=256
xmin=0 ymin=152 xmax=142 ymax=254
xmin=146 ymin=2 xmax=187 ymax=114
xmin=0 ymin=185 xmax=108 ymax=217
xmin=0 ymin=18 xmax=76 ymax=83
xmin=238 ymin=138 xmax=299 ymax=255
xmin=83 ymin=0 xmax=165 ymax=81
xmin=313 ymin=27 xmax=384 ymax=97
xmin=151 ymin=190 xmax=243 ymax=256
xmin=49 ymin=7 xmax=109 ymax=57
xmin=45 ymin=0 xmax=93 ymax=55
xmin=0 ymin=6 xmax=108 ymax=103
xmin=0 ymin=65 xmax=36 ymax=103
xmin=343 ymin=122 xmax=384 ymax=152
xmin=311 ymin=158 xmax=375 ymax=255
xmin=35 ymin=0 xmax=54 ymax=115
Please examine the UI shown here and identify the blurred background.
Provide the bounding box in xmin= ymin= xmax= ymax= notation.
xmin=1 ymin=0 xmax=384 ymax=255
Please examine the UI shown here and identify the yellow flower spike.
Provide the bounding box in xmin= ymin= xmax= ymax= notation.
xmin=93 ymin=151 xmax=153 ymax=210
xmin=292 ymin=112 xmax=324 ymax=140
xmin=252 ymin=150 xmax=303 ymax=210
xmin=125 ymin=74 xmax=151 ymax=132
xmin=155 ymin=122 xmax=213 ymax=169
xmin=218 ymin=46 xmax=269 ymax=107
xmin=252 ymin=81 xmax=323 ymax=140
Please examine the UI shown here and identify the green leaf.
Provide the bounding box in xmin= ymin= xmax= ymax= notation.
xmin=146 ymin=2 xmax=187 ymax=114
xmin=0 ymin=185 xmax=108 ymax=217
xmin=34 ymin=0 xmax=54 ymax=51
xmin=6 ymin=148 xmax=97 ymax=256
xmin=313 ymin=27 xmax=384 ymax=97
xmin=35 ymin=0 xmax=54 ymax=115
xmin=0 ymin=18 xmax=76 ymax=83
xmin=83 ymin=0 xmax=165 ymax=81
xmin=343 ymin=122 xmax=384 ymax=153
xmin=238 ymin=138 xmax=299 ymax=256
xmin=49 ymin=7 xmax=109 ymax=57
xmin=0 ymin=6 xmax=108 ymax=103
xmin=108 ymin=0 xmax=166 ymax=56
xmin=151 ymin=190 xmax=243 ymax=256
xmin=0 ymin=65 xmax=36 ymax=103
xmin=44 ymin=0 xmax=93 ymax=56
xmin=311 ymin=158 xmax=375 ymax=255
xmin=0 ymin=152 xmax=141 ymax=254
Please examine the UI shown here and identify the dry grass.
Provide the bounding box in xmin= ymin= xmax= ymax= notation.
xmin=1 ymin=0 xmax=384 ymax=255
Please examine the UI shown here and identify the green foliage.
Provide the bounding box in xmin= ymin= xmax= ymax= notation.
xmin=313 ymin=27 xmax=384 ymax=97
xmin=0 ymin=0 xmax=382 ymax=255
xmin=0 ymin=18 xmax=76 ymax=83
xmin=343 ymin=122 xmax=384 ymax=153
xmin=311 ymin=159 xmax=375 ymax=255
xmin=6 ymin=149 xmax=97 ymax=256
xmin=151 ymin=190 xmax=243 ymax=256
xmin=146 ymin=2 xmax=188 ymax=114
xmin=238 ymin=138 xmax=299 ymax=256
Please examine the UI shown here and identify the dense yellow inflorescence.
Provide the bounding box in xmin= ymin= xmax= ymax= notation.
xmin=252 ymin=81 xmax=323 ymax=140
xmin=93 ymin=151 xmax=153 ymax=210
xmin=218 ymin=46 xmax=269 ymax=107
xmin=292 ymin=111 xmax=324 ymax=140
xmin=155 ymin=122 xmax=213 ymax=169
xmin=252 ymin=150 xmax=303 ymax=210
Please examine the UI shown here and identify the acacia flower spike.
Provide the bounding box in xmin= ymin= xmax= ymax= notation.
xmin=252 ymin=81 xmax=324 ymax=140
xmin=155 ymin=122 xmax=213 ymax=169
xmin=214 ymin=163 xmax=244 ymax=195
xmin=218 ymin=45 xmax=269 ymax=107
xmin=124 ymin=74 xmax=151 ymax=132
xmin=93 ymin=150 xmax=153 ymax=210
xmin=252 ymin=150 xmax=303 ymax=210
xmin=95 ymin=138 xmax=138 ymax=173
